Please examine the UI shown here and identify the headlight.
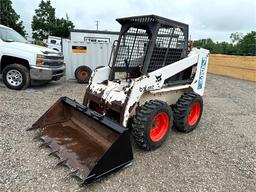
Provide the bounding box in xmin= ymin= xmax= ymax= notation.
xmin=36 ymin=54 xmax=45 ymax=65
xmin=37 ymin=54 xmax=45 ymax=59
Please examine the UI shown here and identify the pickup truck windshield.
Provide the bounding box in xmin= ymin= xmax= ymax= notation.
xmin=0 ymin=27 xmax=27 ymax=43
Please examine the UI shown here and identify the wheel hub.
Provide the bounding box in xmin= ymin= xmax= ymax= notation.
xmin=6 ymin=69 xmax=23 ymax=87
xmin=79 ymin=71 xmax=88 ymax=79
xmin=150 ymin=112 xmax=169 ymax=142
xmin=187 ymin=102 xmax=201 ymax=126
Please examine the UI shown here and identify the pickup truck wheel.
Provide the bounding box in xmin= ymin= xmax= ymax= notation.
xmin=2 ymin=64 xmax=30 ymax=90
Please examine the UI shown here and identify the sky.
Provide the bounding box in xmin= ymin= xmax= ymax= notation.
xmin=12 ymin=0 xmax=256 ymax=42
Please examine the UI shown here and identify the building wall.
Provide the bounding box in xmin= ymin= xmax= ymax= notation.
xmin=208 ymin=54 xmax=256 ymax=81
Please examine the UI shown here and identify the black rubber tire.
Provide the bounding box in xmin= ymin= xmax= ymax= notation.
xmin=74 ymin=66 xmax=92 ymax=83
xmin=173 ymin=92 xmax=203 ymax=133
xmin=132 ymin=100 xmax=173 ymax=150
xmin=2 ymin=64 xmax=30 ymax=90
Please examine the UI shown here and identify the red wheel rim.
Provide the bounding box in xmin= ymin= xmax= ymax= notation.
xmin=187 ymin=102 xmax=201 ymax=126
xmin=150 ymin=112 xmax=169 ymax=142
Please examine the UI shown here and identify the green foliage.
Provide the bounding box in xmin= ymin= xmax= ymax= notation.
xmin=193 ymin=31 xmax=256 ymax=56
xmin=192 ymin=38 xmax=216 ymax=52
xmin=31 ymin=0 xmax=56 ymax=41
xmin=51 ymin=16 xmax=75 ymax=38
xmin=35 ymin=39 xmax=44 ymax=46
xmin=0 ymin=0 xmax=26 ymax=36
xmin=237 ymin=31 xmax=256 ymax=56
xmin=32 ymin=0 xmax=74 ymax=41
xmin=230 ymin=32 xmax=243 ymax=44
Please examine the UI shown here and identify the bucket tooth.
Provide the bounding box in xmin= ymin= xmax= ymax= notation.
xmin=68 ymin=169 xmax=82 ymax=180
xmin=79 ymin=181 xmax=86 ymax=187
xmin=48 ymin=150 xmax=59 ymax=157
xmin=39 ymin=141 xmax=51 ymax=148
xmin=68 ymin=169 xmax=79 ymax=176
xmin=56 ymin=159 xmax=67 ymax=167
xmin=33 ymin=134 xmax=43 ymax=141
xmin=26 ymin=127 xmax=33 ymax=131
xmin=26 ymin=126 xmax=38 ymax=131
xmin=80 ymin=178 xmax=91 ymax=187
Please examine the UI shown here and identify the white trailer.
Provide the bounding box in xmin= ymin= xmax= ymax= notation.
xmin=63 ymin=29 xmax=119 ymax=81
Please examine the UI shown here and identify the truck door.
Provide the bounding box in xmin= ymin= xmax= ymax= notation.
xmin=0 ymin=28 xmax=4 ymax=67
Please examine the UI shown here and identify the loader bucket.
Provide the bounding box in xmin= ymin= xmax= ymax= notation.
xmin=30 ymin=97 xmax=133 ymax=185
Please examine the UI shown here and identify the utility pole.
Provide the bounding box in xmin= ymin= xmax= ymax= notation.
xmin=96 ymin=20 xmax=99 ymax=31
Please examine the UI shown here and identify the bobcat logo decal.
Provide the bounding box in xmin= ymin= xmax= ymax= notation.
xmin=155 ymin=74 xmax=162 ymax=82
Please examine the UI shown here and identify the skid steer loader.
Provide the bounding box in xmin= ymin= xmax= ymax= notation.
xmin=29 ymin=15 xmax=209 ymax=185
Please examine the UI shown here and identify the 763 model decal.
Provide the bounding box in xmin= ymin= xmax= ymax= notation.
xmin=197 ymin=57 xmax=207 ymax=89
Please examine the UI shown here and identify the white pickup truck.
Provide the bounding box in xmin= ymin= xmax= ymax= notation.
xmin=0 ymin=24 xmax=65 ymax=90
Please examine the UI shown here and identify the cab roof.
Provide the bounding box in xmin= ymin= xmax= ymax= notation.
xmin=116 ymin=14 xmax=188 ymax=30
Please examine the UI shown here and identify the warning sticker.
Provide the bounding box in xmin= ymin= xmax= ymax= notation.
xmin=72 ymin=46 xmax=87 ymax=53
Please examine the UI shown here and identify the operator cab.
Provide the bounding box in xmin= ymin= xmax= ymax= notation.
xmin=109 ymin=15 xmax=191 ymax=84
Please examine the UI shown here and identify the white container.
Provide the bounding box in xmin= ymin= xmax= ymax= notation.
xmin=63 ymin=30 xmax=119 ymax=80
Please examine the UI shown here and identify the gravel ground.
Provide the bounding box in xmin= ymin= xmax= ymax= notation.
xmin=0 ymin=74 xmax=255 ymax=192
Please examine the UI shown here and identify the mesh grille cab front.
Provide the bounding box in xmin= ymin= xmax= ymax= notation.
xmin=111 ymin=15 xmax=189 ymax=78
xmin=114 ymin=27 xmax=149 ymax=69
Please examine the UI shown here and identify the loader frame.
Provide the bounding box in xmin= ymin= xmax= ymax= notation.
xmin=84 ymin=15 xmax=209 ymax=127
xmin=30 ymin=15 xmax=209 ymax=185
xmin=86 ymin=48 xmax=209 ymax=126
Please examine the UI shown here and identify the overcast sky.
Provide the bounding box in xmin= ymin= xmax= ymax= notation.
xmin=12 ymin=0 xmax=256 ymax=42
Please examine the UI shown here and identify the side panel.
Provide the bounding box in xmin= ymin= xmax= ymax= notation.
xmin=190 ymin=48 xmax=209 ymax=96
xmin=122 ymin=48 xmax=209 ymax=126
xmin=129 ymin=88 xmax=190 ymax=117
xmin=90 ymin=66 xmax=111 ymax=84
xmin=149 ymin=53 xmax=199 ymax=89
xmin=86 ymin=48 xmax=209 ymax=127
xmin=0 ymin=41 xmax=35 ymax=67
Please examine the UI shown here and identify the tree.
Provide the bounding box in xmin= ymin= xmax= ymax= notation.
xmin=31 ymin=0 xmax=56 ymax=41
xmin=32 ymin=1 xmax=74 ymax=42
xmin=214 ymin=42 xmax=235 ymax=55
xmin=0 ymin=0 xmax=26 ymax=36
xmin=193 ymin=38 xmax=216 ymax=52
xmin=193 ymin=32 xmax=256 ymax=56
xmin=51 ymin=14 xmax=74 ymax=38
xmin=230 ymin=32 xmax=243 ymax=44
xmin=237 ymin=31 xmax=256 ymax=56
